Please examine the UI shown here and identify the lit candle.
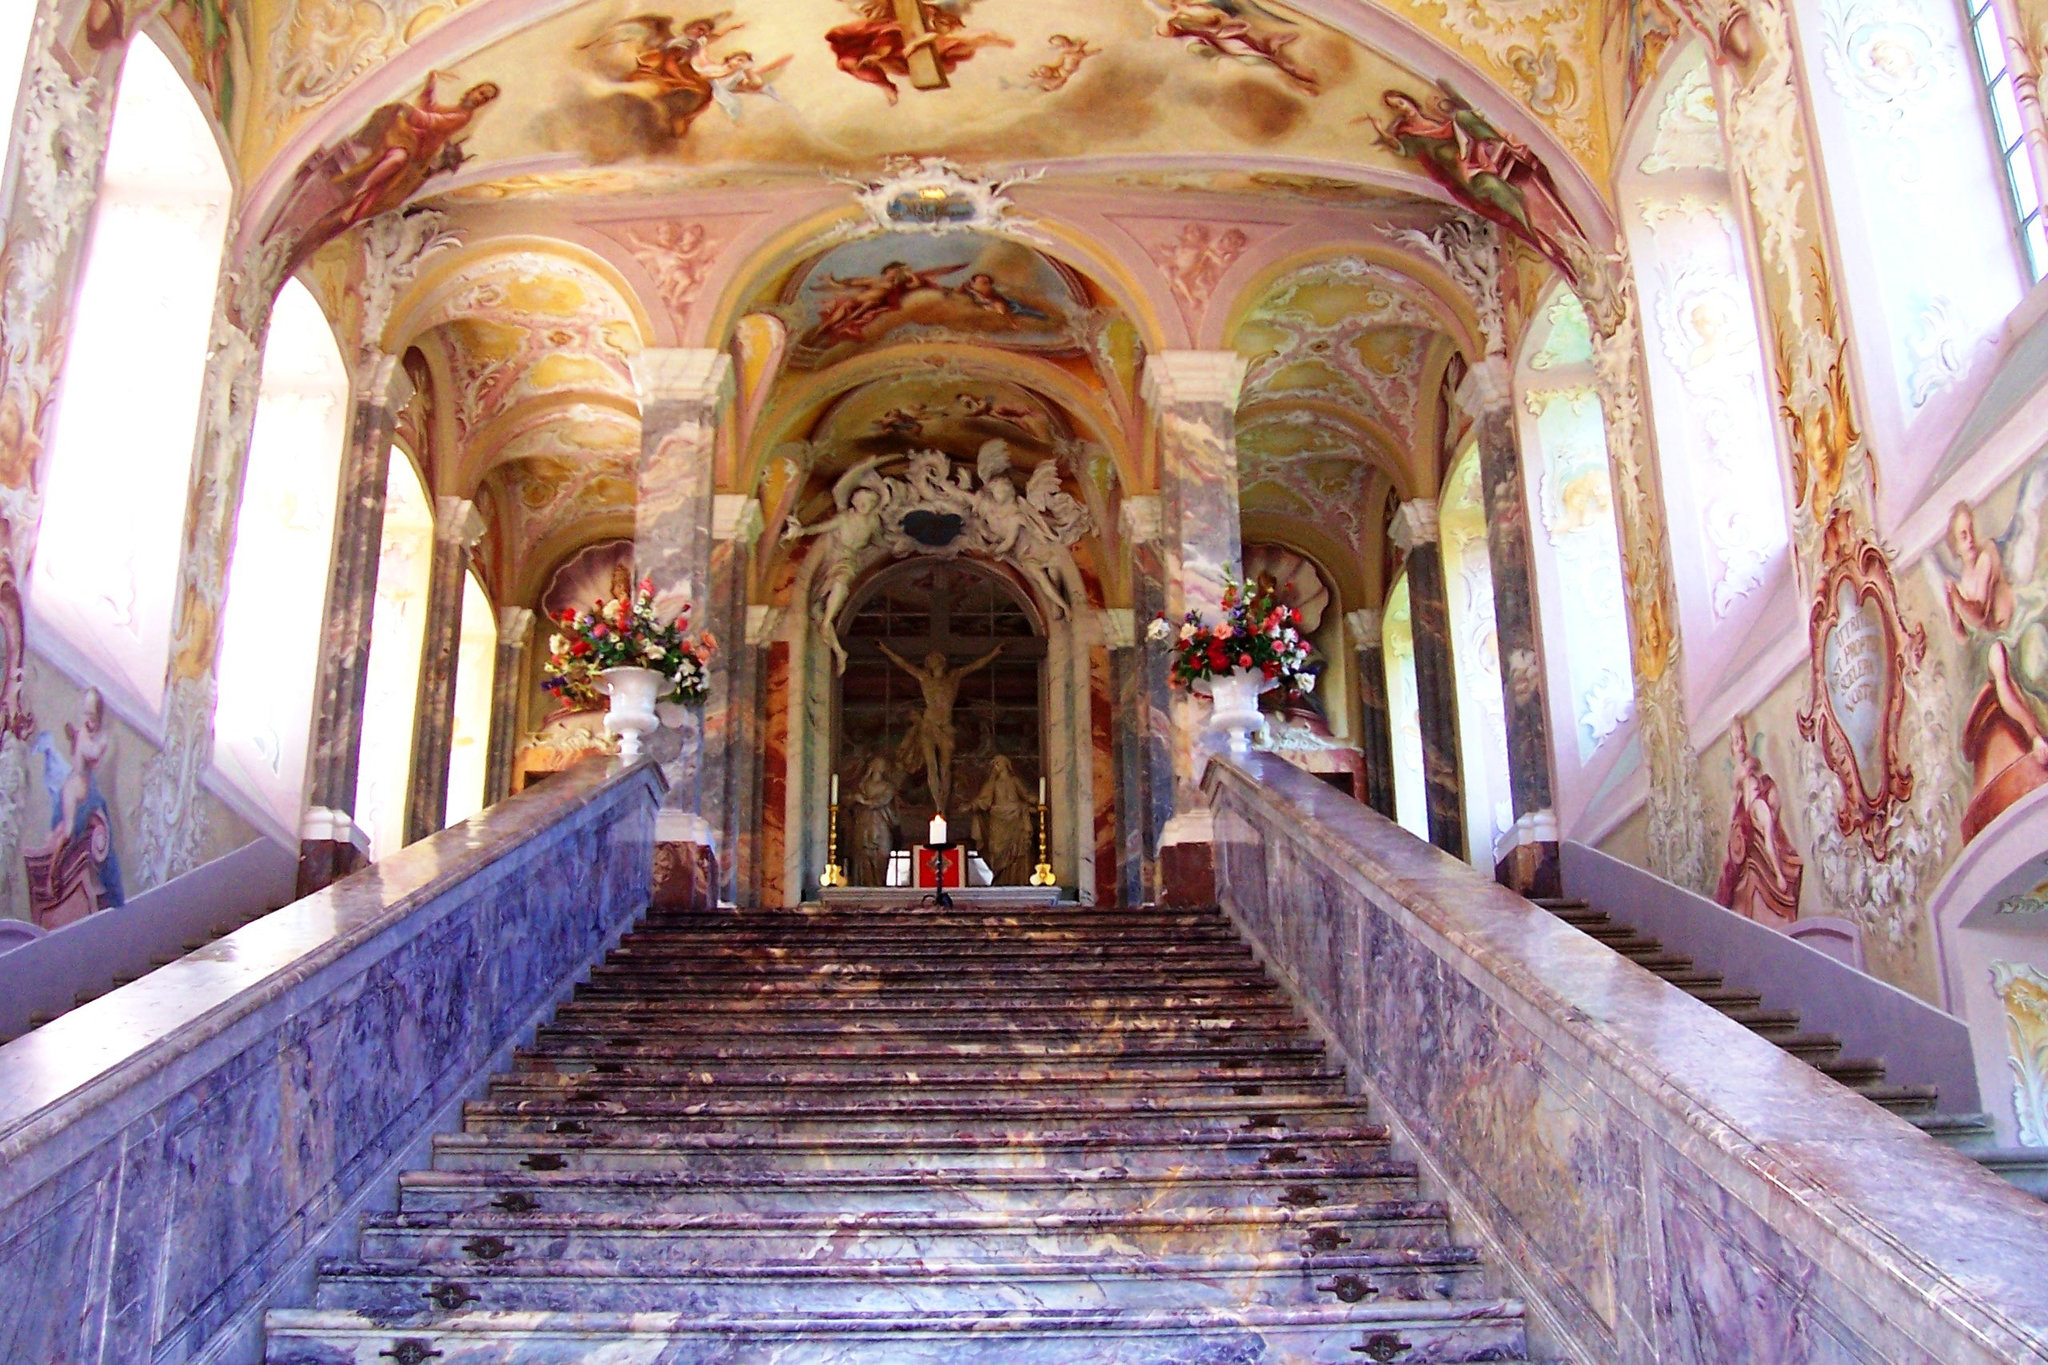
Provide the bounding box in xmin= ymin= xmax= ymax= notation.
xmin=830 ymin=772 xmax=839 ymax=804
xmin=929 ymin=814 xmax=948 ymax=845
xmin=1039 ymin=775 xmax=1046 ymax=804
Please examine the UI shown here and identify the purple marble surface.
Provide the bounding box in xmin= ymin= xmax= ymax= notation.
xmin=0 ymin=757 xmax=661 ymax=1365
xmin=1205 ymin=753 xmax=2048 ymax=1365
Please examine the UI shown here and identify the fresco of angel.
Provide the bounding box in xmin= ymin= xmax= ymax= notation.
xmin=952 ymin=392 xmax=1052 ymax=445
xmin=1366 ymin=83 xmax=1585 ymax=285
xmin=1029 ymin=33 xmax=1101 ymax=92
xmin=1938 ymin=463 xmax=2048 ymax=841
xmin=1149 ymin=0 xmax=1320 ymax=94
xmin=809 ymin=261 xmax=968 ymax=344
xmin=953 ymin=272 xmax=1052 ymax=321
xmin=582 ymin=12 xmax=787 ymax=140
xmin=826 ymin=0 xmax=1014 ymax=104
xmin=782 ymin=454 xmax=896 ymax=670
xmin=25 ymin=687 xmax=124 ymax=930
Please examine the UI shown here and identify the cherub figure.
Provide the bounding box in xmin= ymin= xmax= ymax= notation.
xmin=782 ymin=454 xmax=894 ymax=671
xmin=811 ymin=261 xmax=968 ymax=344
xmin=1151 ymin=0 xmax=1320 ymax=93
xmin=953 ymin=392 xmax=1051 ymax=444
xmin=1029 ymin=33 xmax=1100 ymax=91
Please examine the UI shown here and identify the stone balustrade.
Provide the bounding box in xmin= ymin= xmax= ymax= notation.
xmin=1205 ymin=752 xmax=2048 ymax=1365
xmin=0 ymin=756 xmax=661 ymax=1365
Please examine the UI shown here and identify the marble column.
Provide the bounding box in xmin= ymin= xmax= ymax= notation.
xmin=1344 ymin=608 xmax=1398 ymax=820
xmin=1394 ymin=500 xmax=1465 ymax=859
xmin=403 ymin=497 xmax=485 ymax=845
xmin=1119 ymin=497 xmax=1174 ymax=905
xmin=1460 ymin=357 xmax=1561 ymax=896
xmin=1103 ymin=606 xmax=1150 ymax=907
xmin=704 ymin=493 xmax=762 ymax=906
xmin=631 ymin=348 xmax=733 ymax=911
xmin=485 ymin=606 xmax=535 ymax=807
xmin=1142 ymin=352 xmax=1248 ymax=907
xmin=296 ymin=356 xmax=399 ymax=896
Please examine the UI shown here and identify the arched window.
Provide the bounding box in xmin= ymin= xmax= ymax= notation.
xmin=213 ymin=279 xmax=347 ymax=833
xmin=445 ymin=570 xmax=499 ymax=825
xmin=356 ymin=451 xmax=434 ymax=859
xmin=29 ymin=35 xmax=230 ymax=715
xmin=1381 ymin=574 xmax=1429 ymax=841
xmin=1515 ymin=284 xmax=1637 ymax=830
xmin=1793 ymin=0 xmax=2028 ymax=444
xmin=1621 ymin=41 xmax=1794 ymax=716
xmin=1439 ymin=443 xmax=1515 ymax=864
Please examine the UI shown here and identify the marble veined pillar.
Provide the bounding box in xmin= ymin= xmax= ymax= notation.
xmin=1394 ymin=500 xmax=1465 ymax=859
xmin=297 ymin=357 xmax=399 ymax=895
xmin=1142 ymin=352 xmax=1248 ymax=906
xmin=403 ymin=497 xmax=485 ymax=845
xmin=1460 ymin=358 xmax=1560 ymax=894
xmin=485 ymin=606 xmax=534 ymax=807
xmin=1345 ymin=608 xmax=1397 ymax=820
xmin=632 ymin=348 xmax=733 ymax=910
xmin=705 ymin=493 xmax=762 ymax=905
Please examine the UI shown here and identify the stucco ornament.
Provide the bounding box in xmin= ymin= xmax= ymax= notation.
xmin=1721 ymin=1 xmax=1813 ymax=312
xmin=1990 ymin=961 xmax=2048 ymax=1145
xmin=354 ymin=208 xmax=461 ymax=364
xmin=1387 ymin=217 xmax=1504 ymax=356
xmin=831 ymin=157 xmax=1046 ymax=244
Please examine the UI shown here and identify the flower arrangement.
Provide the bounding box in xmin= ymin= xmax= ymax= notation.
xmin=1146 ymin=574 xmax=1316 ymax=692
xmin=543 ymin=577 xmax=715 ymax=708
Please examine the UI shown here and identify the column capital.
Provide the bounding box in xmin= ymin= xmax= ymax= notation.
xmin=1141 ymin=351 xmax=1248 ymax=409
xmin=712 ymin=494 xmax=764 ymax=545
xmin=1455 ymin=356 xmax=1512 ymax=417
xmin=1098 ymin=608 xmax=1137 ymax=649
xmin=434 ymin=496 xmax=487 ymax=547
xmin=1120 ymin=495 xmax=1163 ymax=544
xmin=631 ymin=348 xmax=734 ymax=408
xmin=1344 ymin=608 xmax=1383 ymax=646
xmin=497 ymin=605 xmax=535 ymax=638
xmin=1389 ymin=499 xmax=1440 ymax=550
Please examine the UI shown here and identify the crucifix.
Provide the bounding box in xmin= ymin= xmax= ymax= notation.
xmin=892 ymin=0 xmax=949 ymax=91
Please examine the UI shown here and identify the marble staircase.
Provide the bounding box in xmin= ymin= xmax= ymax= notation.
xmin=265 ymin=902 xmax=1541 ymax=1363
xmin=1534 ymin=896 xmax=2048 ymax=1197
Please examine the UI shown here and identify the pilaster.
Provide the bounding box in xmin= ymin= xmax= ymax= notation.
xmin=1345 ymin=608 xmax=1398 ymax=820
xmin=402 ymin=498 xmax=486 ymax=845
xmin=485 ymin=606 xmax=535 ymax=807
xmin=1393 ymin=499 xmax=1465 ymax=859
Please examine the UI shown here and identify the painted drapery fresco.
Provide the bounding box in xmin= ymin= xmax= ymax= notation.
xmin=25 ymin=688 xmax=122 ymax=929
xmin=1714 ymin=718 xmax=1804 ymax=929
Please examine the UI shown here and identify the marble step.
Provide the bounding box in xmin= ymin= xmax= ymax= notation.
xmin=513 ymin=1037 xmax=1332 ymax=1070
xmin=265 ymin=1300 xmax=1532 ymax=1365
xmin=307 ymin=1245 xmax=1492 ymax=1317
xmin=614 ymin=927 xmax=1253 ymax=948
xmin=488 ymin=1073 xmax=1346 ymax=1105
xmin=458 ymin=1093 xmax=1368 ymax=1140
xmin=429 ymin=1126 xmax=1395 ymax=1177
xmin=393 ymin=1160 xmax=1421 ymax=1218
xmin=640 ymin=905 xmax=1231 ymax=925
xmin=583 ymin=962 xmax=1270 ymax=987
xmin=547 ymin=1001 xmax=1302 ymax=1029
xmin=503 ymin=1059 xmax=1343 ymax=1089
xmin=353 ymin=1198 xmax=1457 ymax=1266
xmin=529 ymin=1021 xmax=1319 ymax=1052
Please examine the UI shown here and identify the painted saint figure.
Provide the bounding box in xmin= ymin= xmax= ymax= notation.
xmin=846 ymin=753 xmax=902 ymax=886
xmin=967 ymin=755 xmax=1037 ymax=885
xmin=26 ymin=688 xmax=124 ymax=930
xmin=323 ymin=74 xmax=499 ymax=234
xmin=1941 ymin=478 xmax=2048 ymax=841
xmin=809 ymin=261 xmax=968 ymax=344
xmin=1151 ymin=0 xmax=1320 ymax=92
xmin=826 ymin=0 xmax=1013 ymax=104
xmin=880 ymin=642 xmax=1003 ymax=814
xmin=1713 ymin=721 xmax=1803 ymax=929
xmin=1367 ymin=86 xmax=1584 ymax=285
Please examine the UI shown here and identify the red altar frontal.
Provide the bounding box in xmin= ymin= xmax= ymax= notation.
xmin=916 ymin=847 xmax=965 ymax=889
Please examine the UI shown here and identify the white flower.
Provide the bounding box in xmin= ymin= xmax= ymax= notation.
xmin=549 ymin=634 xmax=566 ymax=655
xmin=1179 ymin=622 xmax=1199 ymax=642
xmin=1144 ymin=617 xmax=1172 ymax=643
xmin=1300 ymin=672 xmax=1317 ymax=693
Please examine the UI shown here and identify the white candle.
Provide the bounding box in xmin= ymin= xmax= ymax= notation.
xmin=1039 ymin=775 xmax=1046 ymax=804
xmin=830 ymin=772 xmax=839 ymax=803
xmin=929 ymin=814 xmax=947 ymax=845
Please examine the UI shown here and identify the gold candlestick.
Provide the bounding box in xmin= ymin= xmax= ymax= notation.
xmin=1029 ymin=801 xmax=1056 ymax=886
xmin=821 ymin=801 xmax=849 ymax=888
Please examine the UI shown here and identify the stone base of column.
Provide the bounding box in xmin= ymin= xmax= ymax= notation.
xmin=295 ymin=808 xmax=370 ymax=899
xmin=651 ymin=811 xmax=719 ymax=912
xmin=1157 ymin=810 xmax=1215 ymax=908
xmin=1493 ymin=810 xmax=1561 ymax=899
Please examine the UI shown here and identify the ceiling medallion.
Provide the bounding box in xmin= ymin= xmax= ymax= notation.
xmin=830 ymin=157 xmax=1047 ymax=244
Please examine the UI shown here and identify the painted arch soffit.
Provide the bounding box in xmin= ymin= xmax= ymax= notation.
xmin=233 ymin=0 xmax=1619 ymax=250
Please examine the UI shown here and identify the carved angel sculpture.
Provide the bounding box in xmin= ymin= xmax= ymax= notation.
xmin=782 ymin=453 xmax=893 ymax=670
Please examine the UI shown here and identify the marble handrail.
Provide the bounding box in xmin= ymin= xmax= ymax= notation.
xmin=0 ymin=755 xmax=662 ymax=1365
xmin=1205 ymin=753 xmax=2048 ymax=1365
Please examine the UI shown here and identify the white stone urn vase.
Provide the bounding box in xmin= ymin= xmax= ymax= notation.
xmin=598 ymin=665 xmax=665 ymax=762
xmin=1196 ymin=667 xmax=1276 ymax=753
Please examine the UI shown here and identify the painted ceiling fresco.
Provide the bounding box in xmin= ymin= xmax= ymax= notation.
xmin=197 ymin=0 xmax=1628 ymax=187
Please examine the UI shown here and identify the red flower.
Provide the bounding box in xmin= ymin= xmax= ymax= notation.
xmin=571 ymin=640 xmax=591 ymax=657
xmin=1238 ymin=653 xmax=1252 ymax=669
